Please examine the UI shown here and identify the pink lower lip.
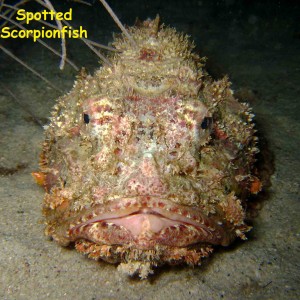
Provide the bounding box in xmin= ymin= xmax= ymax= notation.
xmin=110 ymin=213 xmax=179 ymax=236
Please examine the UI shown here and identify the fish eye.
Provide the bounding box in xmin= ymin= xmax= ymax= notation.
xmin=83 ymin=113 xmax=90 ymax=124
xmin=200 ymin=117 xmax=213 ymax=130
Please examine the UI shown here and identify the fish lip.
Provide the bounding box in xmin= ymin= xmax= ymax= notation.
xmin=69 ymin=196 xmax=212 ymax=229
xmin=68 ymin=196 xmax=231 ymax=246
xmin=72 ymin=206 xmax=209 ymax=231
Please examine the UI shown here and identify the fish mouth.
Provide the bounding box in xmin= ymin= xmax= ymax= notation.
xmin=68 ymin=197 xmax=233 ymax=249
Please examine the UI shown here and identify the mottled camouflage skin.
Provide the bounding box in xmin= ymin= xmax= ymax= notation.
xmin=36 ymin=18 xmax=259 ymax=278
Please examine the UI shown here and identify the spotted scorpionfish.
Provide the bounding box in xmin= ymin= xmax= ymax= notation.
xmin=33 ymin=17 xmax=261 ymax=278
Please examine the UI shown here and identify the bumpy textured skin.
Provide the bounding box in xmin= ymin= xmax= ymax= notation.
xmin=36 ymin=17 xmax=260 ymax=278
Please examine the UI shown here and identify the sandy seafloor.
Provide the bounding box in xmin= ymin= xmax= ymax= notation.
xmin=0 ymin=0 xmax=299 ymax=299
